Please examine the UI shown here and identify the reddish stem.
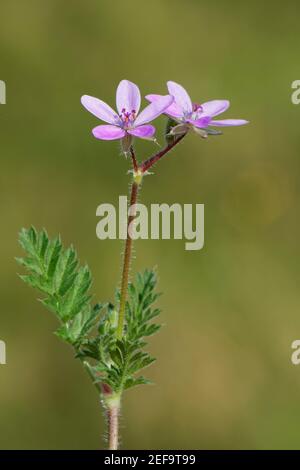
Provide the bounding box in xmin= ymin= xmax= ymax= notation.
xmin=140 ymin=133 xmax=186 ymax=173
xmin=116 ymin=180 xmax=139 ymax=340
xmin=107 ymin=404 xmax=119 ymax=450
xmin=130 ymin=146 xmax=138 ymax=173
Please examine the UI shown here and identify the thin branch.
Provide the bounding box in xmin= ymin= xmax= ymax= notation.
xmin=140 ymin=133 xmax=186 ymax=173
xmin=116 ymin=180 xmax=139 ymax=340
xmin=130 ymin=146 xmax=138 ymax=173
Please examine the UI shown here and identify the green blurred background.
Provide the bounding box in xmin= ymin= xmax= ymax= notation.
xmin=1 ymin=0 xmax=300 ymax=449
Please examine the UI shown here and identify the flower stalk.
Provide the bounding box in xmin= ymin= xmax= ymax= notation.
xmin=117 ymin=177 xmax=140 ymax=340
xmin=116 ymin=135 xmax=187 ymax=341
xmin=141 ymin=133 xmax=186 ymax=173
xmin=112 ymin=136 xmax=188 ymax=446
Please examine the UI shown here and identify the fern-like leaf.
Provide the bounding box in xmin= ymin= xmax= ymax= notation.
xmin=17 ymin=227 xmax=100 ymax=347
xmin=87 ymin=270 xmax=162 ymax=393
xmin=17 ymin=227 xmax=162 ymax=395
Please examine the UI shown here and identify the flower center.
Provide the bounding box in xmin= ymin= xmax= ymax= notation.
xmin=193 ymin=103 xmax=203 ymax=113
xmin=188 ymin=103 xmax=203 ymax=120
xmin=182 ymin=103 xmax=203 ymax=122
xmin=118 ymin=108 xmax=136 ymax=129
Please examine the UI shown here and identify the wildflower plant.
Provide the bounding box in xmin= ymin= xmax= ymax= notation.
xmin=17 ymin=80 xmax=248 ymax=449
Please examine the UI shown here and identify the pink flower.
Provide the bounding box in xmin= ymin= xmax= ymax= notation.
xmin=81 ymin=80 xmax=173 ymax=149
xmin=146 ymin=81 xmax=248 ymax=136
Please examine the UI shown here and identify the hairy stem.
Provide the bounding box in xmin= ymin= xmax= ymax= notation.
xmin=116 ymin=137 xmax=186 ymax=340
xmin=116 ymin=179 xmax=139 ymax=340
xmin=107 ymin=405 xmax=119 ymax=450
xmin=105 ymin=395 xmax=120 ymax=450
xmin=140 ymin=133 xmax=186 ymax=173
xmin=112 ymin=136 xmax=184 ymax=446
xmin=130 ymin=145 xmax=138 ymax=173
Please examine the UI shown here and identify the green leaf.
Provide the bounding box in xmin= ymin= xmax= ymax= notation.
xmin=94 ymin=269 xmax=163 ymax=393
xmin=124 ymin=376 xmax=152 ymax=390
xmin=17 ymin=227 xmax=98 ymax=345
xmin=125 ymin=269 xmax=162 ymax=343
xmin=18 ymin=229 xmax=162 ymax=396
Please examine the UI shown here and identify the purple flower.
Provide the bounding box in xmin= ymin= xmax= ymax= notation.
xmin=81 ymin=80 xmax=174 ymax=150
xmin=146 ymin=81 xmax=248 ymax=137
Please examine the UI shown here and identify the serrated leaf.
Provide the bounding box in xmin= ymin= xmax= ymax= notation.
xmin=18 ymin=231 xmax=162 ymax=396
xmin=17 ymin=227 xmax=98 ymax=343
xmin=124 ymin=376 xmax=152 ymax=390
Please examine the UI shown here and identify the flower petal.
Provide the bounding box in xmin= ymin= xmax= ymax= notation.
xmin=116 ymin=80 xmax=141 ymax=115
xmin=134 ymin=95 xmax=174 ymax=126
xmin=92 ymin=125 xmax=126 ymax=140
xmin=187 ymin=116 xmax=211 ymax=128
xmin=167 ymin=81 xmax=193 ymax=114
xmin=200 ymin=100 xmax=230 ymax=117
xmin=128 ymin=124 xmax=156 ymax=139
xmin=81 ymin=95 xmax=117 ymax=124
xmin=210 ymin=119 xmax=249 ymax=127
xmin=146 ymin=94 xmax=184 ymax=118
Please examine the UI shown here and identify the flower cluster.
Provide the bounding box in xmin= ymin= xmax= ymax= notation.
xmin=147 ymin=81 xmax=248 ymax=137
xmin=81 ymin=80 xmax=248 ymax=150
